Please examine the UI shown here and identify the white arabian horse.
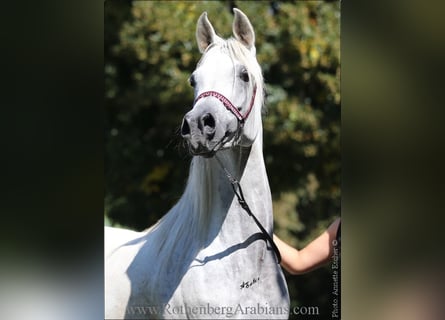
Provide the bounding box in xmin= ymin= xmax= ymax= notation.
xmin=105 ymin=9 xmax=289 ymax=319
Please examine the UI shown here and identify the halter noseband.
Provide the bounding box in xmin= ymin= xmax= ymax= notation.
xmin=193 ymin=85 xmax=257 ymax=124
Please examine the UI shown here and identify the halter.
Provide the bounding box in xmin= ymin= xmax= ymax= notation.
xmin=194 ymin=85 xmax=257 ymax=124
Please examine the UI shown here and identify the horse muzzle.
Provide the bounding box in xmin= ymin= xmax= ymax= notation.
xmin=180 ymin=112 xmax=215 ymax=156
xmin=181 ymin=111 xmax=238 ymax=157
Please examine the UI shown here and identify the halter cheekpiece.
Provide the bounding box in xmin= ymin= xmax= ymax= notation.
xmin=194 ymin=85 xmax=257 ymax=124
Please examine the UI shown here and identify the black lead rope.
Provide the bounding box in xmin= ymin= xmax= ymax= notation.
xmin=230 ymin=179 xmax=282 ymax=264
xmin=215 ymin=156 xmax=281 ymax=264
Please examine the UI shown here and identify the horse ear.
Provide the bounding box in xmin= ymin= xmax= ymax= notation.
xmin=196 ymin=12 xmax=221 ymax=53
xmin=232 ymin=8 xmax=255 ymax=50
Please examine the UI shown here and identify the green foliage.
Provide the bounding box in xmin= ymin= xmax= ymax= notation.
xmin=105 ymin=1 xmax=340 ymax=318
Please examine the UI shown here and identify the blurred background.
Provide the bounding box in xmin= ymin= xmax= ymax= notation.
xmin=105 ymin=0 xmax=340 ymax=318
xmin=2 ymin=0 xmax=445 ymax=319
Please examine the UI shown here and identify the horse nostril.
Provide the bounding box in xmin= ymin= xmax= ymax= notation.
xmin=181 ymin=118 xmax=191 ymax=137
xmin=202 ymin=113 xmax=215 ymax=131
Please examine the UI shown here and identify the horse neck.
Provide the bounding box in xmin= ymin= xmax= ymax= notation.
xmin=186 ymin=130 xmax=272 ymax=244
xmin=145 ymin=132 xmax=271 ymax=299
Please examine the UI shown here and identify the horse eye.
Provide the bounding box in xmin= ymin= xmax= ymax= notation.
xmin=240 ymin=68 xmax=249 ymax=82
xmin=189 ymin=75 xmax=196 ymax=87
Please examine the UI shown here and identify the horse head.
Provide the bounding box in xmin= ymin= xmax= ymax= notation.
xmin=181 ymin=9 xmax=263 ymax=157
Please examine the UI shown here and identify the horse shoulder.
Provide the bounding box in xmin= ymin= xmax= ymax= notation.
xmin=105 ymin=227 xmax=151 ymax=319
